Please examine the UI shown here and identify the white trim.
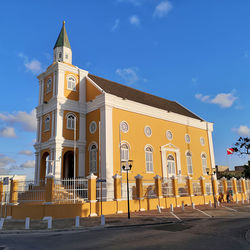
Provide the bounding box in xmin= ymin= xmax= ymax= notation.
xmin=166 ymin=130 xmax=173 ymax=141
xmin=86 ymin=75 xmax=104 ymax=93
xmin=144 ymin=126 xmax=152 ymax=137
xmin=66 ymin=74 xmax=77 ymax=91
xmin=65 ymin=112 xmax=77 ymax=130
xmin=88 ymin=141 xmax=98 ymax=151
xmin=145 ymin=145 xmax=154 ymax=173
xmin=119 ymin=140 xmax=131 ymax=150
xmin=144 ymin=144 xmax=154 ymax=152
xmin=89 ymin=121 xmax=97 ymax=134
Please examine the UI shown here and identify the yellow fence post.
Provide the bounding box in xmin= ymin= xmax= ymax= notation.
xmin=187 ymin=176 xmax=193 ymax=196
xmin=87 ymin=173 xmax=97 ymax=217
xmin=154 ymin=175 xmax=162 ymax=198
xmin=240 ymin=178 xmax=246 ymax=200
xmin=113 ymin=174 xmax=123 ymax=214
xmin=45 ymin=176 xmax=54 ymax=204
xmin=10 ymin=179 xmax=19 ymax=205
xmin=231 ymin=177 xmax=238 ymax=201
xmin=199 ymin=177 xmax=205 ymax=195
xmin=221 ymin=177 xmax=227 ymax=200
xmin=0 ymin=181 xmax=3 ymax=204
xmin=135 ymin=174 xmax=144 ymax=211
xmin=172 ymin=176 xmax=179 ymax=197
xmin=212 ymin=176 xmax=218 ymax=197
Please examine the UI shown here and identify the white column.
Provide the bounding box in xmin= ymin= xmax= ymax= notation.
xmin=54 ymin=147 xmax=63 ymax=179
xmin=207 ymin=123 xmax=215 ymax=170
xmin=40 ymin=80 xmax=44 ymax=103
xmin=39 ymin=117 xmax=42 ymax=143
xmin=78 ymin=70 xmax=86 ymax=104
xmin=100 ymin=105 xmax=114 ymax=199
xmin=78 ymin=148 xmax=85 ymax=177
xmin=34 ymin=151 xmax=40 ymax=184
xmin=79 ymin=113 xmax=85 ymax=142
xmin=57 ymin=69 xmax=65 ymax=98
xmin=55 ymin=109 xmax=63 ymax=140
xmin=36 ymin=117 xmax=40 ymax=143
xmin=53 ymin=71 xmax=56 ymax=97
xmin=51 ymin=111 xmax=55 ymax=138
xmin=39 ymin=81 xmax=42 ymax=105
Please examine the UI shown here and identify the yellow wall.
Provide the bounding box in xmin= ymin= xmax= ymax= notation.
xmin=64 ymin=71 xmax=79 ymax=101
xmin=63 ymin=110 xmax=79 ymax=141
xmin=43 ymin=73 xmax=53 ymax=103
xmin=41 ymin=112 xmax=52 ymax=143
xmin=86 ymin=78 xmax=102 ymax=102
xmin=85 ymin=109 xmax=100 ymax=176
xmin=112 ymin=108 xmax=212 ymax=181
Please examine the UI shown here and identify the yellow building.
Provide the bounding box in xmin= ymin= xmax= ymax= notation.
xmin=34 ymin=22 xmax=215 ymax=198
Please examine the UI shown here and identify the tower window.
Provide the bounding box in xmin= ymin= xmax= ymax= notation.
xmin=89 ymin=144 xmax=97 ymax=174
xmin=66 ymin=113 xmax=76 ymax=130
xmin=44 ymin=115 xmax=50 ymax=131
xmin=201 ymin=153 xmax=207 ymax=175
xmin=46 ymin=78 xmax=52 ymax=93
xmin=67 ymin=76 xmax=76 ymax=91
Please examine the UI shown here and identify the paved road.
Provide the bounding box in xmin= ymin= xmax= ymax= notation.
xmin=0 ymin=212 xmax=250 ymax=249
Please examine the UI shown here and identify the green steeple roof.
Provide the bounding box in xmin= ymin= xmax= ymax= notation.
xmin=53 ymin=21 xmax=71 ymax=49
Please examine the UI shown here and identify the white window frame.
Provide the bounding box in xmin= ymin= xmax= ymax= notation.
xmin=46 ymin=77 xmax=52 ymax=93
xmin=186 ymin=151 xmax=193 ymax=175
xmin=67 ymin=75 xmax=76 ymax=91
xmin=121 ymin=143 xmax=129 ymax=162
xmin=44 ymin=115 xmax=50 ymax=131
xmin=89 ymin=143 xmax=98 ymax=174
xmin=66 ymin=113 xmax=76 ymax=130
xmin=145 ymin=145 xmax=154 ymax=173
xmin=167 ymin=154 xmax=176 ymax=177
xmin=201 ymin=153 xmax=207 ymax=175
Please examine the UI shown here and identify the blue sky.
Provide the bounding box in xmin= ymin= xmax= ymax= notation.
xmin=0 ymin=0 xmax=250 ymax=179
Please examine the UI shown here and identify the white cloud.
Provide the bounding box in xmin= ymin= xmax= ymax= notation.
xmin=232 ymin=125 xmax=250 ymax=137
xmin=19 ymin=150 xmax=33 ymax=156
xmin=20 ymin=160 xmax=35 ymax=169
xmin=0 ymin=154 xmax=15 ymax=168
xmin=0 ymin=109 xmax=36 ymax=132
xmin=116 ymin=67 xmax=139 ymax=84
xmin=129 ymin=15 xmax=140 ymax=26
xmin=195 ymin=91 xmax=237 ymax=108
xmin=111 ymin=19 xmax=120 ymax=31
xmin=153 ymin=1 xmax=173 ymax=18
xmin=18 ymin=53 xmax=43 ymax=75
xmin=0 ymin=127 xmax=16 ymax=138
xmin=117 ymin=0 xmax=142 ymax=6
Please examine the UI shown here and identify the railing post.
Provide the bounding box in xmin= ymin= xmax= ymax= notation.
xmin=113 ymin=174 xmax=122 ymax=201
xmin=10 ymin=179 xmax=19 ymax=205
xmin=135 ymin=174 xmax=143 ymax=200
xmin=212 ymin=175 xmax=218 ymax=196
xmin=87 ymin=173 xmax=97 ymax=217
xmin=154 ymin=175 xmax=162 ymax=198
xmin=187 ymin=176 xmax=193 ymax=196
xmin=0 ymin=181 xmax=3 ymax=204
xmin=172 ymin=176 xmax=179 ymax=197
xmin=231 ymin=177 xmax=238 ymax=201
xmin=45 ymin=176 xmax=54 ymax=204
xmin=200 ymin=176 xmax=206 ymax=195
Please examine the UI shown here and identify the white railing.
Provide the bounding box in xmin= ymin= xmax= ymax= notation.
xmin=143 ymin=180 xmax=157 ymax=199
xmin=96 ymin=181 xmax=114 ymax=201
xmin=192 ymin=180 xmax=202 ymax=196
xmin=121 ymin=179 xmax=136 ymax=200
xmin=53 ymin=178 xmax=88 ymax=203
xmin=205 ymin=182 xmax=212 ymax=195
xmin=162 ymin=178 xmax=174 ymax=197
xmin=178 ymin=177 xmax=189 ymax=197
xmin=17 ymin=179 xmax=46 ymax=203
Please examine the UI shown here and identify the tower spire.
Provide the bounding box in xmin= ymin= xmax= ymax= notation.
xmin=53 ymin=21 xmax=72 ymax=64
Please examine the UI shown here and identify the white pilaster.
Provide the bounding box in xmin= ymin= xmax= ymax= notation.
xmin=79 ymin=113 xmax=85 ymax=142
xmin=41 ymin=80 xmax=44 ymax=103
xmin=53 ymin=71 xmax=56 ymax=97
xmin=39 ymin=118 xmax=42 ymax=143
xmin=54 ymin=147 xmax=63 ymax=179
xmin=78 ymin=69 xmax=86 ymax=104
xmin=207 ymin=123 xmax=215 ymax=170
xmin=55 ymin=109 xmax=63 ymax=140
xmin=51 ymin=111 xmax=55 ymax=138
xmin=34 ymin=151 xmax=40 ymax=184
xmin=57 ymin=68 xmax=65 ymax=98
xmin=100 ymin=104 xmax=114 ymax=199
xmin=78 ymin=148 xmax=85 ymax=177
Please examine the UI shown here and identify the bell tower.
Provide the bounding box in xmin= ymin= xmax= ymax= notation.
xmin=53 ymin=21 xmax=72 ymax=64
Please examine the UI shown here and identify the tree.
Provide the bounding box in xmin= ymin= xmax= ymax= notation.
xmin=232 ymin=137 xmax=250 ymax=156
xmin=232 ymin=137 xmax=250 ymax=178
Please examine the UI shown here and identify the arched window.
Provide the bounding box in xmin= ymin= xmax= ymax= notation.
xmin=121 ymin=143 xmax=129 ymax=162
xmin=89 ymin=144 xmax=97 ymax=173
xmin=67 ymin=114 xmax=76 ymax=130
xmin=46 ymin=78 xmax=52 ymax=93
xmin=201 ymin=153 xmax=207 ymax=174
xmin=67 ymin=76 xmax=76 ymax=91
xmin=186 ymin=151 xmax=193 ymax=174
xmin=44 ymin=116 xmax=50 ymax=131
xmin=167 ymin=154 xmax=176 ymax=176
xmin=145 ymin=146 xmax=153 ymax=172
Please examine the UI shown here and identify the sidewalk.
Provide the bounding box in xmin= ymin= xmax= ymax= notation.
xmin=1 ymin=202 xmax=249 ymax=233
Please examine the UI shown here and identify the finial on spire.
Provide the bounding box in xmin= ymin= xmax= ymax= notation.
xmin=63 ymin=21 xmax=65 ymax=25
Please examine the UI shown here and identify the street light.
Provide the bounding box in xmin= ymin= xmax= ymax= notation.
xmin=122 ymin=160 xmax=133 ymax=219
xmin=206 ymin=167 xmax=217 ymax=208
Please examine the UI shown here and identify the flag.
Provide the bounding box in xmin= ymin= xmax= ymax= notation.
xmin=227 ymin=148 xmax=234 ymax=155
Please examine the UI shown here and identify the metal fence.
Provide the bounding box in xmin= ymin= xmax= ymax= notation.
xmin=217 ymin=180 xmax=224 ymax=194
xmin=205 ymin=182 xmax=212 ymax=195
xmin=192 ymin=180 xmax=202 ymax=196
xmin=236 ymin=180 xmax=242 ymax=193
xmin=121 ymin=179 xmax=136 ymax=200
xmin=17 ymin=179 xmax=46 ymax=204
xmin=162 ymin=178 xmax=174 ymax=197
xmin=53 ymin=178 xmax=88 ymax=203
xmin=96 ymin=181 xmax=114 ymax=201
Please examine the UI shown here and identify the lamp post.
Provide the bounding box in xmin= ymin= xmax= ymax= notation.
xmin=206 ymin=167 xmax=217 ymax=208
xmin=122 ymin=160 xmax=133 ymax=219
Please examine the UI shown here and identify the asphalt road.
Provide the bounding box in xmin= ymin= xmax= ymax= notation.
xmin=0 ymin=213 xmax=250 ymax=249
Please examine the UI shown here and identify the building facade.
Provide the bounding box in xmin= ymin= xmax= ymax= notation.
xmin=34 ymin=22 xmax=215 ymax=191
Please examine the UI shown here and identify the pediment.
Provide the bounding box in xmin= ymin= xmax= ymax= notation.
xmin=161 ymin=143 xmax=179 ymax=151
